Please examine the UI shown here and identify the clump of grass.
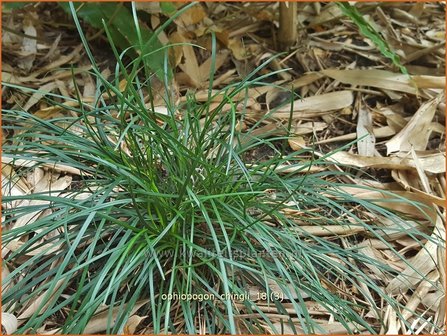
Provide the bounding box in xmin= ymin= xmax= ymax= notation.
xmin=2 ymin=5 xmax=442 ymax=334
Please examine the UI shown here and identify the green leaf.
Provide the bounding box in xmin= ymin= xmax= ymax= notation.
xmin=160 ymin=2 xmax=177 ymax=16
xmin=59 ymin=2 xmax=165 ymax=78
xmin=2 ymin=2 xmax=30 ymax=10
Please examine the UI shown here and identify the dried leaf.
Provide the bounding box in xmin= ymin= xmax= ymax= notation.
xmin=385 ymin=305 xmax=399 ymax=334
xmin=323 ymin=69 xmax=445 ymax=94
xmin=288 ymin=136 xmax=306 ymax=151
xmin=83 ymin=300 xmax=148 ymax=334
xmin=310 ymin=3 xmax=344 ymax=27
xmin=357 ymin=107 xmax=375 ymax=156
xmin=19 ymin=17 xmax=37 ymax=71
xmin=177 ymin=36 xmax=202 ymax=88
xmin=11 ymin=174 xmax=72 ymax=229
xmin=23 ymin=82 xmax=58 ymax=112
xmin=329 ymin=151 xmax=445 ymax=174
xmin=123 ymin=315 xmax=145 ymax=334
xmin=386 ymin=215 xmax=445 ymax=294
xmin=1 ymin=312 xmax=17 ymax=334
xmin=228 ymin=38 xmax=248 ymax=61
xmin=316 ymin=125 xmax=397 ymax=145
xmin=293 ymin=224 xmax=366 ymax=236
xmin=175 ymin=3 xmax=206 ymax=26
xmin=135 ymin=2 xmax=162 ymax=14
xmin=19 ymin=278 xmax=66 ymax=320
xmin=294 ymin=121 xmax=326 ymax=135
xmin=386 ymin=92 xmax=444 ymax=154
xmin=2 ymin=264 xmax=12 ymax=293
xmin=275 ymin=90 xmax=354 ymax=118
xmin=401 ymin=271 xmax=439 ymax=320
xmin=333 ymin=185 xmax=438 ymax=221
xmin=2 ymin=156 xmax=86 ymax=175
xmin=198 ymin=50 xmax=229 ymax=83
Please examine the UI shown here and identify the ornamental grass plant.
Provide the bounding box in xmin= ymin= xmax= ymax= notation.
xmin=2 ymin=3 xmax=444 ymax=334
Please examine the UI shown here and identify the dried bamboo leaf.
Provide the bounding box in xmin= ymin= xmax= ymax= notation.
xmin=5 ymin=239 xmax=63 ymax=256
xmin=83 ymin=300 xmax=148 ymax=334
xmin=2 ymin=263 xmax=12 ymax=294
xmin=402 ymin=271 xmax=439 ymax=320
xmin=2 ymin=157 xmax=86 ymax=176
xmin=386 ymin=215 xmax=445 ymax=294
xmin=386 ymin=92 xmax=444 ymax=154
xmin=123 ymin=315 xmax=145 ymax=334
xmin=179 ymin=41 xmax=201 ymax=88
xmin=18 ymin=278 xmax=66 ymax=320
xmin=288 ymin=136 xmax=306 ymax=151
xmin=323 ymin=69 xmax=445 ymax=94
xmin=337 ymin=186 xmax=438 ymax=221
xmin=329 ymin=151 xmax=446 ymax=174
xmin=315 ymin=125 xmax=396 ymax=144
xmin=353 ymin=243 xmax=392 ymax=281
xmin=12 ymin=175 xmax=72 ymax=229
xmin=275 ymin=90 xmax=353 ymax=117
xmin=309 ymin=3 xmax=344 ymax=27
xmin=292 ymin=225 xmax=366 ymax=236
xmin=357 ymin=107 xmax=375 ymax=156
xmin=19 ymin=17 xmax=37 ymax=71
xmin=1 ymin=313 xmax=18 ymax=334
xmin=385 ymin=305 xmax=399 ymax=334
xmin=23 ymin=82 xmax=58 ymax=112
xmin=391 ymin=170 xmax=445 ymax=207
